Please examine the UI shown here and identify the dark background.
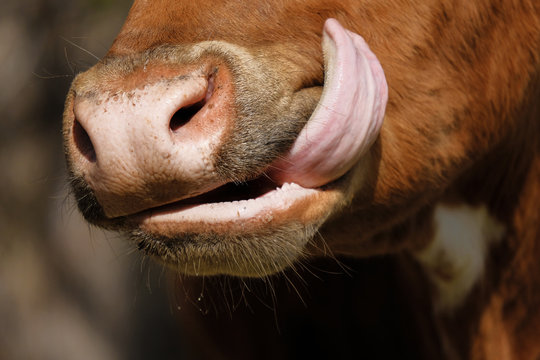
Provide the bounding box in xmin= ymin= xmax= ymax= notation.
xmin=0 ymin=0 xmax=192 ymax=358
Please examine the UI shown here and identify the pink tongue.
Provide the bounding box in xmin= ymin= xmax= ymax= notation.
xmin=269 ymin=18 xmax=388 ymax=188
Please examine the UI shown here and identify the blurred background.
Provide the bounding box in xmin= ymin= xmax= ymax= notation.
xmin=0 ymin=0 xmax=191 ymax=358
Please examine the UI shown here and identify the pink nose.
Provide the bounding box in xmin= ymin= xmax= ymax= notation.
xmin=67 ymin=68 xmax=233 ymax=218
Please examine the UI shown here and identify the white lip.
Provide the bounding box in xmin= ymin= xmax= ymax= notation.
xmin=137 ymin=182 xmax=324 ymax=235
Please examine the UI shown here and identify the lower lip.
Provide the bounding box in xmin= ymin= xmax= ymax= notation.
xmin=135 ymin=182 xmax=327 ymax=236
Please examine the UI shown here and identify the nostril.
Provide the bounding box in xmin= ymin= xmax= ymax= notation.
xmin=169 ymin=100 xmax=205 ymax=131
xmin=170 ymin=71 xmax=216 ymax=132
xmin=73 ymin=118 xmax=96 ymax=162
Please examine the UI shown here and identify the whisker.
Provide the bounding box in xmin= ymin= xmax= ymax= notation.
xmin=64 ymin=47 xmax=75 ymax=75
xmin=61 ymin=36 xmax=101 ymax=61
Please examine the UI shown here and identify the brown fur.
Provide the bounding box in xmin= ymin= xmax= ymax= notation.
xmin=63 ymin=0 xmax=540 ymax=359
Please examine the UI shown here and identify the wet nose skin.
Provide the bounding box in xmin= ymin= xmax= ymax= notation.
xmin=67 ymin=67 xmax=234 ymax=218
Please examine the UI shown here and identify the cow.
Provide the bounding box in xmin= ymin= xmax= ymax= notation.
xmin=63 ymin=0 xmax=540 ymax=359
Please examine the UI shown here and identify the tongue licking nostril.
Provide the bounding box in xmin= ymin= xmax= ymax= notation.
xmin=269 ymin=18 xmax=388 ymax=188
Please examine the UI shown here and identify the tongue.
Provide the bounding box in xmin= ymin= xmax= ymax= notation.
xmin=269 ymin=18 xmax=388 ymax=188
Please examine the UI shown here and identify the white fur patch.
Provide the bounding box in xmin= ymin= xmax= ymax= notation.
xmin=415 ymin=204 xmax=505 ymax=312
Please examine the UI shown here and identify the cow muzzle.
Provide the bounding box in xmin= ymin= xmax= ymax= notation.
xmin=63 ymin=19 xmax=387 ymax=275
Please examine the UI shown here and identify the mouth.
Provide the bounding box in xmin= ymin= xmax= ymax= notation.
xmin=131 ymin=175 xmax=334 ymax=237
xmin=125 ymin=173 xmax=342 ymax=276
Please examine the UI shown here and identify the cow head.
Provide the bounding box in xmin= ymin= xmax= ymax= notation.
xmin=63 ymin=1 xmax=396 ymax=277
xmin=64 ymin=0 xmax=533 ymax=279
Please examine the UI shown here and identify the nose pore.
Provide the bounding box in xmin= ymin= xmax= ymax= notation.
xmin=67 ymin=70 xmax=228 ymax=217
